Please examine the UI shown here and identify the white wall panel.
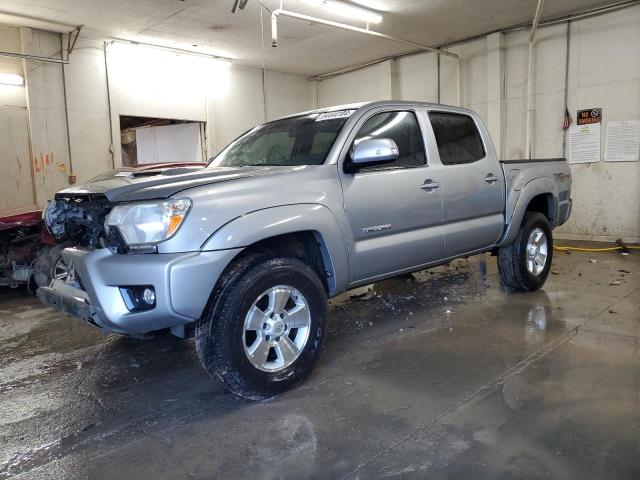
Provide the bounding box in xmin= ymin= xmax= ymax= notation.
xmin=107 ymin=42 xmax=212 ymax=122
xmin=265 ymin=71 xmax=314 ymax=121
xmin=0 ymin=106 xmax=35 ymax=215
xmin=211 ymin=64 xmax=265 ymax=152
xmin=64 ymin=38 xmax=113 ymax=184
xmin=317 ymin=61 xmax=393 ymax=107
xmin=396 ymin=52 xmax=438 ymax=103
xmin=0 ymin=26 xmax=33 ymax=215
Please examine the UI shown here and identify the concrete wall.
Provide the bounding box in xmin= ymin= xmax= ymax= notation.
xmin=314 ymin=5 xmax=640 ymax=242
xmin=558 ymin=9 xmax=639 ymax=242
xmin=209 ymin=64 xmax=264 ymax=150
xmin=317 ymin=61 xmax=395 ymax=107
xmin=0 ymin=25 xmax=34 ymax=215
xmin=0 ymin=31 xmax=111 ymax=213
xmin=265 ymin=71 xmax=315 ymax=121
xmin=0 ymin=32 xmax=314 ymax=213
xmin=64 ymin=38 xmax=113 ymax=184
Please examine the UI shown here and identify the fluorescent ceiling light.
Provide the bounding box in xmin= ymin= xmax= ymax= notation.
xmin=0 ymin=73 xmax=24 ymax=86
xmin=305 ymin=0 xmax=383 ymax=24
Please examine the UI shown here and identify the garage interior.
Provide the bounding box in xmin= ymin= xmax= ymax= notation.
xmin=1 ymin=0 xmax=639 ymax=478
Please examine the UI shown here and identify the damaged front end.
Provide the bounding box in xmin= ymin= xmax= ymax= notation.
xmin=43 ymin=193 xmax=112 ymax=249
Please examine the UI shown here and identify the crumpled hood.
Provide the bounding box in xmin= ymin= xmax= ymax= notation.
xmin=55 ymin=165 xmax=301 ymax=203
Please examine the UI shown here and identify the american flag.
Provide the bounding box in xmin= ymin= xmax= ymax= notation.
xmin=563 ymin=108 xmax=573 ymax=131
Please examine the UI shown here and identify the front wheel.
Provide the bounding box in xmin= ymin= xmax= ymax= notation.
xmin=33 ymin=242 xmax=74 ymax=288
xmin=498 ymin=212 xmax=553 ymax=292
xmin=195 ymin=256 xmax=327 ymax=400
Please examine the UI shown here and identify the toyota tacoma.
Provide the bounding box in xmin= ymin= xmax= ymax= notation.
xmin=38 ymin=101 xmax=572 ymax=399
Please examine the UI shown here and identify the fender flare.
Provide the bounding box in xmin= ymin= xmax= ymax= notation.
xmin=498 ymin=177 xmax=559 ymax=247
xmin=201 ymin=204 xmax=349 ymax=295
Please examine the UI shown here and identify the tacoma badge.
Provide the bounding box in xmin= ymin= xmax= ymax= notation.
xmin=362 ymin=224 xmax=392 ymax=233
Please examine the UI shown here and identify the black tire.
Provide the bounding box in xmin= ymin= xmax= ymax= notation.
xmin=33 ymin=241 xmax=74 ymax=288
xmin=195 ymin=255 xmax=327 ymax=400
xmin=497 ymin=212 xmax=553 ymax=292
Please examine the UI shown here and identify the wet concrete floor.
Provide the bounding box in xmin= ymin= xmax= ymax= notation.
xmin=0 ymin=246 xmax=638 ymax=479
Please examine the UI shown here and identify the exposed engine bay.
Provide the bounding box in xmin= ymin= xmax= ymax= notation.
xmin=40 ymin=163 xmax=215 ymax=255
xmin=44 ymin=193 xmax=112 ymax=249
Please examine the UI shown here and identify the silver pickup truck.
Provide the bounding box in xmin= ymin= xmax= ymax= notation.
xmin=38 ymin=101 xmax=572 ymax=399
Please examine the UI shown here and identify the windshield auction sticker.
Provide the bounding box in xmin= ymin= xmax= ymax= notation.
xmin=315 ymin=110 xmax=355 ymax=121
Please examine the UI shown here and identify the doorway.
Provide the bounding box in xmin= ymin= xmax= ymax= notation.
xmin=119 ymin=116 xmax=206 ymax=167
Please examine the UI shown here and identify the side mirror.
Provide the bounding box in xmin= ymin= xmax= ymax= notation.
xmin=344 ymin=138 xmax=399 ymax=173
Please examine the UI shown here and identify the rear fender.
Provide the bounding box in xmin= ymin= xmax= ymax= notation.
xmin=498 ymin=178 xmax=559 ymax=247
xmin=201 ymin=204 xmax=348 ymax=295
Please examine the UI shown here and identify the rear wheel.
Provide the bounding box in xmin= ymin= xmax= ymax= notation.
xmin=498 ymin=212 xmax=553 ymax=292
xmin=195 ymin=255 xmax=327 ymax=400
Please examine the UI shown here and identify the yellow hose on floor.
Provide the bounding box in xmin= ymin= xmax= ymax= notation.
xmin=554 ymin=245 xmax=640 ymax=252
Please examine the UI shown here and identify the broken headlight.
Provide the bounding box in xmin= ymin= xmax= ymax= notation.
xmin=105 ymin=199 xmax=191 ymax=246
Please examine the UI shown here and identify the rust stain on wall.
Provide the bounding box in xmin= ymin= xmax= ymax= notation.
xmin=33 ymin=155 xmax=42 ymax=173
xmin=56 ymin=161 xmax=66 ymax=173
xmin=33 ymin=153 xmax=57 ymax=175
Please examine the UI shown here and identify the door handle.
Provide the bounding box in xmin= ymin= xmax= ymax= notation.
xmin=420 ymin=179 xmax=440 ymax=191
xmin=484 ymin=174 xmax=499 ymax=184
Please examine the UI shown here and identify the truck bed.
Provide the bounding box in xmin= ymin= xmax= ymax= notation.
xmin=500 ymin=158 xmax=565 ymax=164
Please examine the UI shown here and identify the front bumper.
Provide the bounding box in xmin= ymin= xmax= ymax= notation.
xmin=37 ymin=247 xmax=241 ymax=335
xmin=38 ymin=280 xmax=94 ymax=324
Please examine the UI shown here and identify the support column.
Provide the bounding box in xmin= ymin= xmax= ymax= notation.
xmin=103 ymin=42 xmax=122 ymax=168
xmin=20 ymin=27 xmax=69 ymax=206
xmin=486 ymin=32 xmax=504 ymax=158
xmin=379 ymin=59 xmax=399 ymax=100
xmin=389 ymin=58 xmax=399 ymax=100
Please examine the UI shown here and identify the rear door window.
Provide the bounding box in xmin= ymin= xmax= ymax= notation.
xmin=429 ymin=112 xmax=485 ymax=165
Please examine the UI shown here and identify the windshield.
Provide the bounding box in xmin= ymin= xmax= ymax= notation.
xmin=209 ymin=111 xmax=353 ymax=168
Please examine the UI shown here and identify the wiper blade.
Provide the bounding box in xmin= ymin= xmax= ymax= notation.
xmin=238 ymin=163 xmax=285 ymax=167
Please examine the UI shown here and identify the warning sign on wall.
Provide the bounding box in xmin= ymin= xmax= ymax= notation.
xmin=577 ymin=108 xmax=602 ymax=125
xmin=568 ymin=124 xmax=601 ymax=164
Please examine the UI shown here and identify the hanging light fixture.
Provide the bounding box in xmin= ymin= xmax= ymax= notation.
xmin=304 ymin=0 xmax=383 ymax=24
xmin=0 ymin=73 xmax=24 ymax=86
